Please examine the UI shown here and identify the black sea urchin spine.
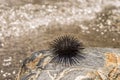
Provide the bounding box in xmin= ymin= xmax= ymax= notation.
xmin=50 ymin=35 xmax=84 ymax=66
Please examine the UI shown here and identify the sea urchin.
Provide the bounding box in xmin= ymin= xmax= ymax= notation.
xmin=50 ymin=35 xmax=84 ymax=66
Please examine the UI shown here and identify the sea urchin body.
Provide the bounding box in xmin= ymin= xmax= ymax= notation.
xmin=50 ymin=35 xmax=84 ymax=66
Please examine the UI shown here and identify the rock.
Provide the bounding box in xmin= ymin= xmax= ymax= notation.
xmin=16 ymin=48 xmax=120 ymax=80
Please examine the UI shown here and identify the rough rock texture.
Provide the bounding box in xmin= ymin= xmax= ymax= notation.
xmin=17 ymin=48 xmax=120 ymax=80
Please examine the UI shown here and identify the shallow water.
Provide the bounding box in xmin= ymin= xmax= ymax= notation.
xmin=0 ymin=0 xmax=120 ymax=48
xmin=0 ymin=0 xmax=120 ymax=80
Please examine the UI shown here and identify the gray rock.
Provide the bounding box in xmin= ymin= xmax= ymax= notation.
xmin=17 ymin=48 xmax=120 ymax=80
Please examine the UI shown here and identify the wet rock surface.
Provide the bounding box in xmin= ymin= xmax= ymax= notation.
xmin=17 ymin=48 xmax=120 ymax=80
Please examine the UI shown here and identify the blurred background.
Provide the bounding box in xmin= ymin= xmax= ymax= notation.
xmin=0 ymin=0 xmax=120 ymax=80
